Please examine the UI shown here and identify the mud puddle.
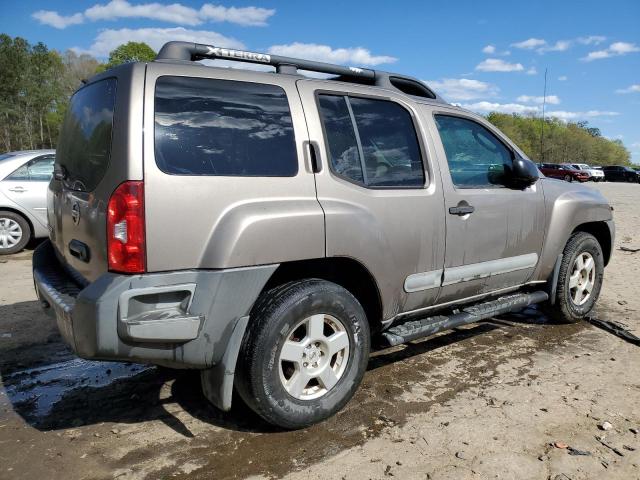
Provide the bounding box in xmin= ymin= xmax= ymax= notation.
xmin=2 ymin=358 xmax=151 ymax=420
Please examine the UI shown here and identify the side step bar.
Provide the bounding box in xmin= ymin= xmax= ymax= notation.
xmin=381 ymin=291 xmax=549 ymax=347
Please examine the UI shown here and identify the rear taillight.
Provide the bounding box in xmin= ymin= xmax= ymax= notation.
xmin=107 ymin=181 xmax=145 ymax=273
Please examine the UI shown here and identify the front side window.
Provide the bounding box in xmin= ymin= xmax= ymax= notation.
xmin=318 ymin=94 xmax=425 ymax=188
xmin=155 ymin=76 xmax=298 ymax=177
xmin=7 ymin=155 xmax=55 ymax=181
xmin=435 ymin=115 xmax=513 ymax=188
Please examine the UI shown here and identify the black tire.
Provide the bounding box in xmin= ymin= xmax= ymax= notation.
xmin=545 ymin=232 xmax=604 ymax=323
xmin=235 ymin=279 xmax=370 ymax=429
xmin=564 ymin=175 xmax=572 ymax=182
xmin=0 ymin=210 xmax=31 ymax=255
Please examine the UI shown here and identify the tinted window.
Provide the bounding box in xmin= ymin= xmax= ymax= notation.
xmin=155 ymin=76 xmax=297 ymax=177
xmin=350 ymin=97 xmax=424 ymax=187
xmin=318 ymin=94 xmax=424 ymax=187
xmin=7 ymin=155 xmax=55 ymax=181
xmin=435 ymin=115 xmax=513 ymax=188
xmin=317 ymin=95 xmax=363 ymax=183
xmin=57 ymin=78 xmax=116 ymax=191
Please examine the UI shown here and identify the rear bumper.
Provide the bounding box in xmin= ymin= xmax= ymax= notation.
xmin=33 ymin=240 xmax=277 ymax=368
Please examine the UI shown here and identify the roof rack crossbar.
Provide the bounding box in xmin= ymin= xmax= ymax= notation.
xmin=156 ymin=41 xmax=376 ymax=80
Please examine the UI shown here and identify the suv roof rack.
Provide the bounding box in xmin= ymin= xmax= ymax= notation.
xmin=155 ymin=41 xmax=444 ymax=102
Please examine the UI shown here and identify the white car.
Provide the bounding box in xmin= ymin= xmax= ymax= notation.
xmin=0 ymin=150 xmax=55 ymax=254
xmin=569 ymin=163 xmax=605 ymax=182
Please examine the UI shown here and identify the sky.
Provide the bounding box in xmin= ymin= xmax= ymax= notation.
xmin=1 ymin=0 xmax=639 ymax=162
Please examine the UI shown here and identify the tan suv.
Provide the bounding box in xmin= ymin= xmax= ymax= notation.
xmin=33 ymin=41 xmax=615 ymax=429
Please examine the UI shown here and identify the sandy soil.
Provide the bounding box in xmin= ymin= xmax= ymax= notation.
xmin=0 ymin=182 xmax=639 ymax=480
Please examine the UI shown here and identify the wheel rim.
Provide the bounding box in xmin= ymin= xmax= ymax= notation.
xmin=568 ymin=252 xmax=595 ymax=306
xmin=564 ymin=175 xmax=571 ymax=182
xmin=0 ymin=218 xmax=23 ymax=249
xmin=278 ymin=314 xmax=350 ymax=400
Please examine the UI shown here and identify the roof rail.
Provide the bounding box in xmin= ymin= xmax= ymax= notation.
xmin=155 ymin=41 xmax=443 ymax=101
xmin=156 ymin=41 xmax=376 ymax=79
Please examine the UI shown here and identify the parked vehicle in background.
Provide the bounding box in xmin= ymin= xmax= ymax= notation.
xmin=567 ymin=163 xmax=604 ymax=182
xmin=538 ymin=163 xmax=589 ymax=182
xmin=33 ymin=41 xmax=614 ymax=429
xmin=0 ymin=150 xmax=55 ymax=254
xmin=601 ymin=165 xmax=640 ymax=183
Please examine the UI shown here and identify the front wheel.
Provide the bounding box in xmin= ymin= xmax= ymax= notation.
xmin=545 ymin=232 xmax=604 ymax=323
xmin=235 ymin=279 xmax=370 ymax=429
xmin=564 ymin=175 xmax=572 ymax=182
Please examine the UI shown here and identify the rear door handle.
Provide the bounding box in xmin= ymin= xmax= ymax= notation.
xmin=449 ymin=205 xmax=475 ymax=216
xmin=8 ymin=186 xmax=26 ymax=192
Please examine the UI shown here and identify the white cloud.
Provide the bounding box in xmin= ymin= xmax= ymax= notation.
xmin=558 ymin=75 xmax=568 ymax=81
xmin=267 ymin=43 xmax=396 ymax=66
xmin=199 ymin=5 xmax=275 ymax=26
xmin=582 ymin=41 xmax=640 ymax=61
xmin=475 ymin=58 xmax=524 ymax=72
xmin=75 ymin=27 xmax=244 ymax=58
xmin=538 ymin=40 xmax=571 ymax=53
xmin=32 ymin=10 xmax=84 ymax=29
xmin=511 ymin=38 xmax=546 ymax=49
xmin=34 ymin=1 xmax=275 ymax=29
xmin=461 ymin=101 xmax=540 ymax=115
xmin=577 ymin=35 xmax=606 ymax=45
xmin=427 ymin=78 xmax=499 ymax=101
xmin=545 ymin=110 xmax=620 ymax=120
xmin=517 ymin=95 xmax=560 ymax=105
xmin=526 ymin=67 xmax=537 ymax=75
xmin=616 ymin=84 xmax=640 ymax=94
xmin=460 ymin=102 xmax=619 ymax=122
xmin=482 ymin=45 xmax=496 ymax=54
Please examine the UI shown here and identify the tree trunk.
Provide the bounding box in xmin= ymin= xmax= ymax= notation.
xmin=46 ymin=119 xmax=52 ymax=148
xmin=39 ymin=113 xmax=44 ymax=147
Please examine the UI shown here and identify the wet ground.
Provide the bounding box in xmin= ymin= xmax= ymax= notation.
xmin=1 ymin=182 xmax=639 ymax=479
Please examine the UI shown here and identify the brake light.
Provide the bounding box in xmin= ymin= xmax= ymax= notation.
xmin=107 ymin=181 xmax=145 ymax=273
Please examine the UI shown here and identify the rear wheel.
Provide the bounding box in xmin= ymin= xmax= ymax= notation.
xmin=0 ymin=211 xmax=30 ymax=255
xmin=545 ymin=232 xmax=604 ymax=323
xmin=235 ymin=279 xmax=370 ymax=429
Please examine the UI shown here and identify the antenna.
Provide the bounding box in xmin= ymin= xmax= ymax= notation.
xmin=539 ymin=67 xmax=548 ymax=162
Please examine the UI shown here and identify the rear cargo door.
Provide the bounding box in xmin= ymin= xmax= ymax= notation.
xmin=142 ymin=64 xmax=324 ymax=271
xmin=50 ymin=65 xmax=146 ymax=282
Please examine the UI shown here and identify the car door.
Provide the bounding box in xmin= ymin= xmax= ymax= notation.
xmin=296 ymin=79 xmax=447 ymax=320
xmin=0 ymin=154 xmax=54 ymax=227
xmin=428 ymin=111 xmax=546 ymax=304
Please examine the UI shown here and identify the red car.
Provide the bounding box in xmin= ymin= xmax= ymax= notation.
xmin=538 ymin=163 xmax=590 ymax=182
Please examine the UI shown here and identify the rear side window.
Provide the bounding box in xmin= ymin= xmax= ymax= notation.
xmin=154 ymin=76 xmax=298 ymax=177
xmin=56 ymin=78 xmax=117 ymax=191
xmin=318 ymin=94 xmax=425 ymax=188
xmin=7 ymin=155 xmax=55 ymax=181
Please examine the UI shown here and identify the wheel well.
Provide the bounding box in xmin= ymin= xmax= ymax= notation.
xmin=261 ymin=257 xmax=384 ymax=334
xmin=572 ymin=221 xmax=612 ymax=265
xmin=0 ymin=207 xmax=34 ymax=239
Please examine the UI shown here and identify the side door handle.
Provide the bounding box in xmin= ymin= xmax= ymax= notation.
xmin=449 ymin=204 xmax=475 ymax=216
xmin=8 ymin=186 xmax=26 ymax=192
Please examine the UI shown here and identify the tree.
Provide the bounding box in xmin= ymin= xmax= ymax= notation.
xmin=97 ymin=42 xmax=156 ymax=72
xmin=487 ymin=112 xmax=630 ymax=166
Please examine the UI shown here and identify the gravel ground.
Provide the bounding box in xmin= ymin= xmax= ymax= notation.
xmin=0 ymin=182 xmax=639 ymax=480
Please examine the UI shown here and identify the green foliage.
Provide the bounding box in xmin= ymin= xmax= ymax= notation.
xmin=97 ymin=41 xmax=155 ymax=72
xmin=486 ymin=112 xmax=631 ymax=166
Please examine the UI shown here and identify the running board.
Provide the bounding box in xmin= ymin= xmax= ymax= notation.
xmin=381 ymin=291 xmax=549 ymax=347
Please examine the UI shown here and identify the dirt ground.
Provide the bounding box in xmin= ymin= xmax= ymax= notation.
xmin=1 ymin=182 xmax=639 ymax=480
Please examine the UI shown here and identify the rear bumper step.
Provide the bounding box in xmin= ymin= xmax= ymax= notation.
xmin=382 ymin=291 xmax=549 ymax=347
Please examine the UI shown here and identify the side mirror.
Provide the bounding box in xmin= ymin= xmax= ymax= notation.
xmin=510 ymin=157 xmax=539 ymax=189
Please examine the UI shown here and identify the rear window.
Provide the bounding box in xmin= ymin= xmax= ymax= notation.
xmin=154 ymin=76 xmax=298 ymax=177
xmin=56 ymin=78 xmax=117 ymax=191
